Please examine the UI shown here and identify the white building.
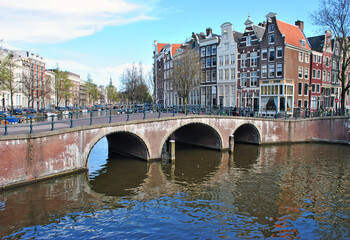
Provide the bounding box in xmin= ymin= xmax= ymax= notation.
xmin=216 ymin=22 xmax=242 ymax=107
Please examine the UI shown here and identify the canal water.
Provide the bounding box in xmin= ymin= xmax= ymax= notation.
xmin=0 ymin=139 xmax=349 ymax=239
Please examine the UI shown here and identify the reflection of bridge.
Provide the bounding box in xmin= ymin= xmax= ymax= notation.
xmin=0 ymin=115 xmax=349 ymax=188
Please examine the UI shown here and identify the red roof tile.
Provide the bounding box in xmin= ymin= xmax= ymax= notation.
xmin=171 ymin=44 xmax=182 ymax=56
xmin=157 ymin=43 xmax=167 ymax=53
xmin=276 ymin=20 xmax=310 ymax=50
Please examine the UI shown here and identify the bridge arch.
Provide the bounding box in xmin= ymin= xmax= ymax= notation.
xmin=233 ymin=123 xmax=261 ymax=144
xmin=159 ymin=121 xmax=223 ymax=157
xmin=85 ymin=130 xmax=151 ymax=167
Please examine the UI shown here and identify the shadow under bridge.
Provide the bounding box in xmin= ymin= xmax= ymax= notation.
xmin=170 ymin=123 xmax=222 ymax=150
xmin=106 ymin=131 xmax=149 ymax=160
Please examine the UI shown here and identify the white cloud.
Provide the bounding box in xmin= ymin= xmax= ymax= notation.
xmin=0 ymin=0 xmax=155 ymax=43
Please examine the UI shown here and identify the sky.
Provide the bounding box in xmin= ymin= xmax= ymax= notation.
xmin=0 ymin=0 xmax=324 ymax=89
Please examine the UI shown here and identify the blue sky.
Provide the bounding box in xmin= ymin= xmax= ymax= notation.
xmin=0 ymin=0 xmax=323 ymax=88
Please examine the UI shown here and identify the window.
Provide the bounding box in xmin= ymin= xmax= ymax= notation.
xmin=311 ymin=96 xmax=317 ymax=109
xmin=312 ymin=69 xmax=316 ymax=79
xmin=251 ymin=72 xmax=257 ymax=87
xmin=304 ymin=100 xmax=308 ymax=108
xmin=225 ymin=69 xmax=229 ymax=80
xmin=201 ymin=59 xmax=205 ymax=68
xmin=262 ymin=49 xmax=267 ymax=60
xmin=201 ymin=71 xmax=206 ymax=83
xmin=212 ymin=57 xmax=217 ymax=66
xmin=224 ymin=43 xmax=229 ymax=50
xmin=201 ymin=48 xmax=205 ymax=57
xmin=230 ymin=54 xmax=235 ymax=64
xmin=212 ymin=45 xmax=217 ymax=54
xmin=313 ymin=55 xmax=317 ymax=63
xmin=241 ymin=73 xmax=247 ymax=87
xmin=332 ymin=73 xmax=336 ymax=83
xmin=277 ymin=47 xmax=283 ymax=58
xmin=317 ymin=84 xmax=320 ymax=92
xmin=327 ymin=71 xmax=331 ymax=82
xmin=312 ymin=84 xmax=316 ymax=92
xmin=298 ymin=100 xmax=302 ymax=108
xmin=225 ymin=55 xmax=229 ymax=65
xmin=317 ymin=70 xmax=321 ymax=79
xmin=277 ymin=63 xmax=283 ymax=77
xmin=269 ymin=24 xmax=274 ymax=32
xmin=304 ymin=68 xmax=309 ymax=79
xmin=218 ymin=70 xmax=223 ymax=80
xmin=269 ymin=64 xmax=275 ymax=77
xmin=299 ymin=52 xmax=303 ymax=62
xmin=241 ymin=54 xmax=247 ymax=68
xmin=206 ymin=58 xmax=211 ymax=67
xmin=298 ymin=82 xmax=303 ymax=95
xmin=318 ymin=56 xmax=321 ymax=63
xmin=305 ymin=54 xmax=309 ymax=63
xmin=230 ymin=68 xmax=235 ymax=80
xmin=304 ymin=83 xmax=308 ymax=95
xmin=298 ymin=67 xmax=303 ymax=78
xmin=322 ymin=70 xmax=326 ymax=82
xmin=269 ymin=48 xmax=275 ymax=61
xmin=206 ymin=70 xmax=211 ymax=82
xmin=206 ymin=46 xmax=212 ymax=56
xmin=247 ymin=35 xmax=252 ymax=46
xmin=269 ymin=35 xmax=275 ymax=44
xmin=219 ymin=56 xmax=223 ymax=66
xmin=262 ymin=65 xmax=267 ymax=78
xmin=212 ymin=70 xmax=217 ymax=81
xmin=251 ymin=52 xmax=258 ymax=67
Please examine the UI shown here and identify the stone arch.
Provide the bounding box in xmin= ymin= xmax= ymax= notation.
xmin=233 ymin=123 xmax=261 ymax=144
xmin=85 ymin=129 xmax=151 ymax=167
xmin=159 ymin=121 xmax=223 ymax=157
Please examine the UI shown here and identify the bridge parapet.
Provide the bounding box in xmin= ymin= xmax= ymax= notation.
xmin=0 ymin=116 xmax=349 ymax=189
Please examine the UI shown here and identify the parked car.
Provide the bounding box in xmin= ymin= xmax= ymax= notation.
xmin=12 ymin=109 xmax=24 ymax=115
xmin=45 ymin=109 xmax=58 ymax=117
xmin=29 ymin=108 xmax=37 ymax=114
xmin=0 ymin=111 xmax=8 ymax=118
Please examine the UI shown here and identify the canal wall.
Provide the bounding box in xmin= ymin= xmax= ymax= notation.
xmin=0 ymin=116 xmax=349 ymax=189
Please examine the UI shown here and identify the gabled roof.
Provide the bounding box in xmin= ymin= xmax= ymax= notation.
xmin=307 ymin=35 xmax=325 ymax=52
xmin=157 ymin=43 xmax=168 ymax=53
xmin=276 ymin=20 xmax=310 ymax=50
xmin=171 ymin=44 xmax=182 ymax=56
xmin=253 ymin=25 xmax=265 ymax=40
xmin=233 ymin=31 xmax=243 ymax=43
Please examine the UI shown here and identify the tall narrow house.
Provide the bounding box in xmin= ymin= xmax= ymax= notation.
xmin=217 ymin=22 xmax=242 ymax=108
xmin=237 ymin=15 xmax=265 ymax=112
xmin=259 ymin=13 xmax=311 ymax=117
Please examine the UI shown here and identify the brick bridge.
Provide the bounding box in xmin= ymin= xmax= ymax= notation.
xmin=0 ymin=115 xmax=349 ymax=189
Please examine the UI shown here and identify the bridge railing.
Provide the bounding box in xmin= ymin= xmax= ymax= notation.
xmin=0 ymin=104 xmax=347 ymax=136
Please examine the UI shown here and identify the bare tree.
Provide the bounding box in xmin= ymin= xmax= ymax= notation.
xmin=120 ymin=63 xmax=145 ymax=103
xmin=311 ymin=0 xmax=350 ymax=114
xmin=171 ymin=47 xmax=200 ymax=106
xmin=0 ymin=52 xmax=20 ymax=113
xmin=146 ymin=67 xmax=155 ymax=103
xmin=21 ymin=73 xmax=35 ymax=108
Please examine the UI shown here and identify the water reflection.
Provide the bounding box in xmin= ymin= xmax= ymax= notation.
xmin=0 ymin=143 xmax=349 ymax=239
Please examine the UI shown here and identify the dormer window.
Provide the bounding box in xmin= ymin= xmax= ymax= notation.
xmin=300 ymin=40 xmax=306 ymax=47
xmin=269 ymin=25 xmax=274 ymax=32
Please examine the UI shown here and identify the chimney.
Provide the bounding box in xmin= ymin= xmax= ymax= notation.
xmin=295 ymin=20 xmax=304 ymax=31
xmin=206 ymin=27 xmax=212 ymax=37
xmin=258 ymin=21 xmax=266 ymax=27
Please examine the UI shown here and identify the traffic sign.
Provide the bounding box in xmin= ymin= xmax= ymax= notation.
xmin=335 ymin=98 xmax=339 ymax=103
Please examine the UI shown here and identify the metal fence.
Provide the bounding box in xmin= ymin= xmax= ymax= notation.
xmin=0 ymin=105 xmax=347 ymax=136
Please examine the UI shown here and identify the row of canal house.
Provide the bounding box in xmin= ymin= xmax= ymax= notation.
xmin=153 ymin=12 xmax=343 ymax=117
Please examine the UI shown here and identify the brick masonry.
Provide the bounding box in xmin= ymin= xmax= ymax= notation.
xmin=0 ymin=116 xmax=349 ymax=189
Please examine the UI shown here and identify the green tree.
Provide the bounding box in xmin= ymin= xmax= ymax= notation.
xmin=106 ymin=83 xmax=119 ymax=104
xmin=311 ymin=0 xmax=350 ymax=115
xmin=0 ymin=52 xmax=20 ymax=113
xmin=54 ymin=68 xmax=71 ymax=107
